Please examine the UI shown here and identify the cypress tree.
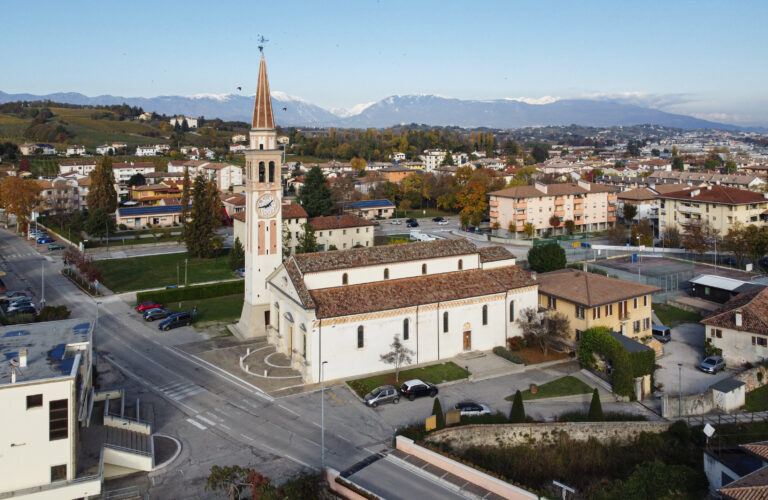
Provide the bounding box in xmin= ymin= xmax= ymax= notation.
xmin=180 ymin=167 xmax=191 ymax=232
xmin=509 ymin=390 xmax=526 ymax=423
xmin=184 ymin=174 xmax=220 ymax=258
xmin=431 ymin=397 xmax=445 ymax=430
xmin=86 ymin=157 xmax=117 ymax=213
xmin=588 ymin=388 xmax=604 ymax=421
xmin=297 ymin=166 xmax=334 ymax=217
xmin=229 ymin=237 xmax=245 ymax=270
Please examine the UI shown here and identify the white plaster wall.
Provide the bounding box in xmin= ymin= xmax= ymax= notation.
xmin=481 ymin=258 xmax=516 ymax=269
xmin=315 ymin=226 xmax=374 ymax=251
xmin=710 ymin=327 xmax=768 ymax=367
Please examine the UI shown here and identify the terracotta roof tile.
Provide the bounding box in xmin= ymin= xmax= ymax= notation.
xmin=282 ymin=204 xmax=308 ymax=219
xmin=112 ymin=162 xmax=155 ymax=169
xmin=701 ymin=288 xmax=768 ymax=335
xmin=720 ymin=466 xmax=768 ymax=499
xmin=285 ymin=258 xmax=315 ymax=309
xmin=485 ymin=265 xmax=536 ymax=289
xmin=538 ymin=268 xmax=661 ymax=307
xmin=490 ymin=182 xmax=618 ymax=199
xmin=309 ymin=215 xmax=374 ymax=231
xmin=478 ymin=245 xmax=515 ymax=263
xmin=742 ymin=442 xmax=768 ymax=461
xmin=656 ymin=185 xmax=767 ymax=205
xmin=231 ymin=212 xmax=246 ymax=222
xmin=617 ymin=187 xmax=658 ymax=201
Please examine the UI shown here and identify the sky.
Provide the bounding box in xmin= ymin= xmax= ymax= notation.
xmin=3 ymin=0 xmax=768 ymax=126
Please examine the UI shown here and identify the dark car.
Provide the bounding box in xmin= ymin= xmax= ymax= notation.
xmin=699 ymin=355 xmax=726 ymax=374
xmin=158 ymin=311 xmax=193 ymax=331
xmin=36 ymin=237 xmax=54 ymax=244
xmin=143 ymin=308 xmax=172 ymax=322
xmin=399 ymin=379 xmax=437 ymax=401
xmin=405 ymin=218 xmax=416 ymax=224
xmin=47 ymin=243 xmax=64 ymax=250
xmin=137 ymin=301 xmax=163 ymax=313
xmin=454 ymin=401 xmax=491 ymax=416
xmin=364 ymin=385 xmax=399 ymax=407
xmin=406 ymin=221 xmax=419 ymax=228
xmin=432 ymin=217 xmax=445 ymax=222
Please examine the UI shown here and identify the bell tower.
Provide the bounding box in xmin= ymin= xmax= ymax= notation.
xmin=237 ymin=53 xmax=283 ymax=339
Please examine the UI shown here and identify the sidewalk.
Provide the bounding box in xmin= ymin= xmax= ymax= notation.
xmin=455 ymin=350 xmax=576 ymax=382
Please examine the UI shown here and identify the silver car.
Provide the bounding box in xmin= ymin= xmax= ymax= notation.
xmin=364 ymin=385 xmax=400 ymax=407
xmin=699 ymin=355 xmax=726 ymax=374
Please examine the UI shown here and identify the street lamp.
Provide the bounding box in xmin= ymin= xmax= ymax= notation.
xmin=678 ymin=363 xmax=682 ymax=417
xmin=321 ymin=360 xmax=328 ymax=471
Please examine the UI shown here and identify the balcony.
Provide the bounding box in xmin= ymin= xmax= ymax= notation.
xmin=489 ymin=200 xmax=499 ymax=207
xmin=515 ymin=213 xmax=528 ymax=221
xmin=608 ymin=217 xmax=616 ymax=222
xmin=677 ymin=205 xmax=701 ymax=214
xmin=490 ymin=211 xmax=499 ymax=219
xmin=515 ymin=202 xmax=527 ymax=209
xmin=554 ymin=210 xmax=565 ymax=217
xmin=573 ymin=208 xmax=584 ymax=215
xmin=554 ymin=198 xmax=565 ymax=206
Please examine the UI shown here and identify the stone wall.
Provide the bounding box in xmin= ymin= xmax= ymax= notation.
xmin=735 ymin=364 xmax=768 ymax=392
xmin=662 ymin=391 xmax=714 ymax=419
xmin=424 ymin=422 xmax=671 ymax=451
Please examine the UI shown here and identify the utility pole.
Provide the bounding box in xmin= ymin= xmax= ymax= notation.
xmin=106 ymin=220 xmax=109 ymax=255
xmin=184 ymin=259 xmax=188 ymax=286
xmin=321 ymin=360 xmax=328 ymax=471
xmin=40 ymin=261 xmax=45 ymax=309
xmin=678 ymin=363 xmax=683 ymax=417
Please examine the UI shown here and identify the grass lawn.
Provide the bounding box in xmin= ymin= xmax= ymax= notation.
xmin=652 ymin=303 xmax=702 ymax=326
xmin=96 ymin=250 xmax=236 ymax=292
xmin=745 ymin=384 xmax=768 ymax=412
xmin=165 ymin=293 xmax=243 ymax=324
xmin=506 ymin=375 xmax=594 ymax=401
xmin=346 ymin=362 xmax=467 ymax=398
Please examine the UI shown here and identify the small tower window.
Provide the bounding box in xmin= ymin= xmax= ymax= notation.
xmin=268 ymin=161 xmax=275 ymax=182
xmin=342 ymin=273 xmax=348 ymax=285
xmin=258 ymin=162 xmax=265 ymax=182
xmin=259 ymin=144 xmax=264 ymax=150
xmin=403 ymin=319 xmax=409 ymax=340
xmin=357 ymin=326 xmax=364 ymax=348
xmin=422 ymin=263 xmax=427 ymax=275
xmin=443 ymin=311 xmax=449 ymax=333
xmin=482 ymin=305 xmax=488 ymax=325
xmin=509 ymin=301 xmax=515 ymax=323
xmin=458 ymin=259 xmax=463 ymax=270
xmin=384 ymin=268 xmax=389 ymax=280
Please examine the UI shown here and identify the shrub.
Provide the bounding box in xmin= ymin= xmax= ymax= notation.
xmin=38 ymin=305 xmax=71 ymax=322
xmin=506 ymin=336 xmax=526 ymax=351
xmin=578 ymin=327 xmax=654 ymax=398
xmin=493 ymin=346 xmax=524 ymax=364
xmin=432 ymin=397 xmax=445 ymax=430
xmin=118 ymin=223 xmax=127 ymax=230
xmin=588 ymin=388 xmax=604 ymax=421
xmin=136 ymin=280 xmax=244 ymax=304
xmin=509 ymin=390 xmax=525 ymax=423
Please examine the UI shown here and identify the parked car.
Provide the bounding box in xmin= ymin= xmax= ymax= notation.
xmin=390 ymin=219 xmax=402 ymax=225
xmin=364 ymin=385 xmax=400 ymax=407
xmin=47 ymin=243 xmax=64 ymax=250
xmin=7 ymin=305 xmax=36 ymax=315
xmin=8 ymin=297 xmax=33 ymax=307
xmin=405 ymin=218 xmax=416 ymax=224
xmin=143 ymin=308 xmax=172 ymax=322
xmin=699 ymin=355 xmax=726 ymax=374
xmin=3 ymin=291 xmax=27 ymax=300
xmin=158 ymin=311 xmax=193 ymax=331
xmin=399 ymin=379 xmax=437 ymax=401
xmin=454 ymin=401 xmax=491 ymax=416
xmin=651 ymin=324 xmax=671 ymax=343
xmin=437 ymin=220 xmax=449 ymax=225
xmin=432 ymin=217 xmax=445 ymax=222
xmin=137 ymin=301 xmax=163 ymax=313
xmin=235 ymin=268 xmax=245 ymax=278
xmin=406 ymin=221 xmax=419 ymax=228
xmin=36 ymin=237 xmax=54 ymax=244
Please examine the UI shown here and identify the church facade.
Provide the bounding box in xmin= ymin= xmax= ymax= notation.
xmin=237 ymin=54 xmax=539 ymax=383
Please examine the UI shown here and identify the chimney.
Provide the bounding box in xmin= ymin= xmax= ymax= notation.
xmin=577 ymin=179 xmax=591 ymax=191
xmin=530 ymin=271 xmax=537 ymax=281
xmin=690 ymin=189 xmax=700 ymax=197
xmin=19 ymin=349 xmax=27 ymax=368
xmin=534 ymin=181 xmax=547 ymax=194
xmin=735 ymin=312 xmax=742 ymax=327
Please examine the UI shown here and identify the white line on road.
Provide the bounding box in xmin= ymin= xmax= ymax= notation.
xmin=186 ymin=418 xmax=207 ymax=430
xmin=240 ymin=433 xmax=254 ymax=441
xmin=219 ymin=424 xmax=232 ymax=431
xmin=278 ymin=404 xmax=300 ymax=417
xmin=196 ymin=415 xmax=217 ymax=426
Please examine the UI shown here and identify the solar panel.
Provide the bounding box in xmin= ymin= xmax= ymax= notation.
xmin=118 ymin=204 xmax=191 ymax=216
xmin=3 ymin=330 xmax=30 ymax=337
xmin=73 ymin=323 xmax=90 ymax=334
xmin=60 ymin=358 xmax=75 ymax=374
xmin=50 ymin=343 xmax=66 ymax=360
xmin=3 ymin=352 xmax=18 ymax=361
xmin=349 ymin=199 xmax=395 ymax=208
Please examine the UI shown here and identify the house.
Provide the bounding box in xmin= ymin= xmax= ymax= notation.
xmin=536 ymin=268 xmax=661 ymax=346
xmin=135 ymin=145 xmax=158 ymax=157
xmin=489 ymin=181 xmax=619 ymax=237
xmin=221 ymin=192 xmax=246 ymax=223
xmin=35 ymin=177 xmax=86 ymax=214
xmin=130 ymin=183 xmax=182 ymax=206
xmin=379 ymin=165 xmax=414 ymax=183
xmin=391 ymin=152 xmax=406 ymax=162
xmin=166 ymin=161 xmax=243 ymax=191
xmin=231 ymin=134 xmax=247 ymax=143
xmin=169 ymin=116 xmax=198 ymax=128
xmin=115 ymin=204 xmax=190 ymax=228
xmin=95 ymin=144 xmax=114 ymax=155
xmin=0 ymin=320 xmax=101 ymax=498
xmin=344 ymin=199 xmax=395 ymax=219
xmin=689 ymin=274 xmax=766 ymax=304
xmin=420 ymin=150 xmax=468 ymax=172
xmin=65 ymin=145 xmax=86 ymax=157
xmin=617 ymin=187 xmax=660 ymax=233
xmin=19 ymin=143 xmax=56 ymax=156
xmin=656 ymin=185 xmax=768 ymax=236
xmin=309 ymin=215 xmax=375 ymax=251
xmin=701 ymin=287 xmax=768 ymax=367
xmin=704 ymin=440 xmax=768 ymax=498
xmin=648 ymin=170 xmax=766 ymax=192
xmin=137 ymin=112 xmax=153 ymax=121
xmin=112 ymin=162 xmax=156 ymax=197
xmin=143 ymin=171 xmax=185 ymax=184
xmin=59 ymin=160 xmax=96 ymax=176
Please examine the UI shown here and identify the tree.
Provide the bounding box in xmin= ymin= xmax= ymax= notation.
xmin=282 ymin=221 xmax=292 ymax=259
xmin=229 ymin=237 xmax=245 ymax=270
xmin=18 ymin=158 xmax=31 ymax=172
xmin=441 ymin=151 xmax=454 ymax=166
xmin=431 ymin=397 xmax=445 ymax=429
xmin=548 ymin=214 xmax=560 ymax=229
xmin=296 ymin=223 xmax=318 ymax=254
xmin=651 ymin=148 xmax=660 ymax=157
xmin=588 ymin=388 xmax=604 ymax=421
xmin=681 ymin=220 xmax=708 ymax=254
xmin=516 ymin=307 xmax=571 ymax=355
xmin=671 ymin=156 xmax=684 ymax=171
xmin=0 ymin=177 xmax=41 ymax=231
xmin=380 ymin=334 xmax=414 ymax=383
xmin=86 ymin=157 xmax=117 ymax=213
xmin=660 ymin=227 xmax=681 ymax=248
xmin=606 ymin=223 xmax=628 ymax=245
xmin=204 ymin=465 xmax=249 ymax=500
xmin=530 ymin=143 xmax=549 ymax=163
xmin=456 ymin=181 xmax=487 ymax=227
xmin=491 ymin=221 xmax=501 ymax=235
xmin=85 ymin=208 xmax=116 ymax=241
xmin=744 ymin=224 xmax=768 ymax=265
xmin=509 ymin=390 xmax=525 ymax=423
xmin=180 ymin=166 xmax=191 ymax=232
xmin=527 ymin=243 xmax=566 ymax=272
xmin=298 ymin=166 xmax=334 ymax=217
xmin=724 ymin=159 xmax=737 ymax=174
xmin=184 ymin=174 xmax=221 ymax=258
xmin=127 ymin=173 xmax=146 ymax=188
xmin=523 ymin=222 xmax=535 ymax=239
xmin=621 ymin=203 xmax=638 ymax=224
xmin=564 ymin=219 xmax=575 ymax=235
xmin=350 ymin=157 xmax=367 ymax=171
xmin=635 ymin=218 xmax=654 ymax=246
xmin=722 ymin=222 xmax=748 ymax=266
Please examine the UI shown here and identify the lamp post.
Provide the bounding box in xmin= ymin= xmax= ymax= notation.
xmin=678 ymin=363 xmax=683 ymax=417
xmin=321 ymin=360 xmax=328 ymax=471
xmin=40 ymin=261 xmax=45 ymax=309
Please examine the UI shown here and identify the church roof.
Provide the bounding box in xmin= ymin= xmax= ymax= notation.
xmin=252 ymin=55 xmax=275 ymax=129
xmin=478 ymin=245 xmax=514 ymax=263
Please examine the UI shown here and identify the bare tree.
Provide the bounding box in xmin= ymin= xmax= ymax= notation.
xmin=516 ymin=307 xmax=571 ymax=355
xmin=380 ymin=334 xmax=414 ymax=382
xmin=682 ymin=220 xmax=708 ymax=254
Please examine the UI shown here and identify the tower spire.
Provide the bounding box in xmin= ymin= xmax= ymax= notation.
xmin=251 ymin=54 xmax=275 ymax=130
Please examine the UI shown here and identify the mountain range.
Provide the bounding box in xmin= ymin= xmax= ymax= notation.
xmin=0 ymin=90 xmax=751 ymax=131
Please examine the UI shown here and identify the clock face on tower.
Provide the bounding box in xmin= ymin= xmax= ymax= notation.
xmin=256 ymin=193 xmax=278 ymax=218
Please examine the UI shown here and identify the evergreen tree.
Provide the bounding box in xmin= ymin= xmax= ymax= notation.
xmin=85 ymin=208 xmax=116 ymax=241
xmin=296 ymin=223 xmax=318 ymax=254
xmin=86 ymin=157 xmax=117 ymax=213
xmin=509 ymin=390 xmax=525 ymax=423
xmin=298 ymin=166 xmax=334 ymax=217
xmin=184 ymin=174 xmax=221 ymax=258
xmin=229 ymin=237 xmax=245 ymax=270
xmin=431 ymin=397 xmax=445 ymax=430
xmin=588 ymin=388 xmax=604 ymax=421
xmin=441 ymin=151 xmax=454 ymax=166
xmin=180 ymin=167 xmax=191 ymax=233
xmin=527 ymin=242 xmax=566 ymax=272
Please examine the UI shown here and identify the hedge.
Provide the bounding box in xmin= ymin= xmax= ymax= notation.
xmin=136 ymin=280 xmax=244 ymax=304
xmin=493 ymin=346 xmax=524 ymax=364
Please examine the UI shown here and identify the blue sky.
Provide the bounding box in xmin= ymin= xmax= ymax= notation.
xmin=4 ymin=0 xmax=768 ymax=125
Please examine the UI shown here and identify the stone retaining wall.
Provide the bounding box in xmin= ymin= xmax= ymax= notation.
xmin=424 ymin=421 xmax=671 ymax=451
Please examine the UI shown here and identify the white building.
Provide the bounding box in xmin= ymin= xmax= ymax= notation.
xmin=65 ymin=145 xmax=86 ymax=157
xmin=420 ymin=149 xmax=469 ymax=172
xmin=167 ymin=160 xmax=243 ymax=191
xmin=169 ymin=116 xmax=198 ymax=128
xmin=392 ymin=152 xmax=406 ymax=162
xmin=58 ymin=160 xmax=96 ymax=176
xmin=96 ymin=144 xmax=114 ymax=155
xmin=0 ymin=320 xmax=101 ymax=498
xmin=135 ymin=145 xmax=158 ymax=157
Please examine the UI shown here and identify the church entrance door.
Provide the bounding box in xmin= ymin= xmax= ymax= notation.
xmin=463 ymin=330 xmax=471 ymax=351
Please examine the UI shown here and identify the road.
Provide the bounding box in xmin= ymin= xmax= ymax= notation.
xmin=0 ymin=228 xmax=469 ymax=499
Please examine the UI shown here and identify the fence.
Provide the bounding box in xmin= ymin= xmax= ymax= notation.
xmin=685 ymin=411 xmax=768 ymax=427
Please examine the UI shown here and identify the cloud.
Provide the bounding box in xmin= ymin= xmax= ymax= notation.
xmin=504 ymin=96 xmax=560 ymax=105
xmin=577 ymin=92 xmax=694 ymax=109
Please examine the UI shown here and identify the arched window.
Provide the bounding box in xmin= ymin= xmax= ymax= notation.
xmin=268 ymin=161 xmax=275 ymax=182
xmin=422 ymin=263 xmax=427 ymax=275
xmin=443 ymin=311 xmax=449 ymax=333
xmin=509 ymin=301 xmax=515 ymax=323
xmin=403 ymin=319 xmax=409 ymax=340
xmin=342 ymin=273 xmax=348 ymax=285
xmin=458 ymin=259 xmax=463 ymax=270
xmin=482 ymin=305 xmax=488 ymax=325
xmin=384 ymin=268 xmax=389 ymax=280
xmin=357 ymin=325 xmax=364 ymax=348
xmin=258 ymin=162 xmax=265 ymax=182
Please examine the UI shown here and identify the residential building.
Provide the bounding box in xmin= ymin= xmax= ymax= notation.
xmin=169 ymin=116 xmax=198 ymax=128
xmin=129 ymin=183 xmax=181 ymax=206
xmin=167 ymin=160 xmax=243 ymax=191
xmin=648 ymin=170 xmax=766 ymax=191
xmin=35 ymin=176 xmax=90 ymax=214
xmin=143 ymin=171 xmax=185 ymax=184
xmin=537 ymin=268 xmax=661 ymax=345
xmin=115 ymin=204 xmax=189 ymax=228
xmin=95 ymin=144 xmax=114 ymax=155
xmin=701 ymin=287 xmax=768 ymax=367
xmin=391 ymin=152 xmax=406 ymax=162
xmin=309 ymin=215 xmax=374 ymax=251
xmin=705 ymin=440 xmax=768 ymax=498
xmin=489 ymin=181 xmax=619 ymax=237
xmin=344 ymin=199 xmax=395 ymax=219
xmin=137 ymin=112 xmax=153 ymax=121
xmin=0 ymin=320 xmax=101 ymax=498
xmin=221 ymin=192 xmax=246 ymax=218
xmin=135 ymin=145 xmax=158 ymax=157
xmin=617 ymin=187 xmax=660 ymax=235
xmin=58 ymin=160 xmax=96 ymax=176
xmin=420 ymin=150 xmax=468 ymax=172
xmin=19 ymin=143 xmax=56 ymax=156
xmin=379 ymin=166 xmax=414 ymax=183
xmin=65 ymin=145 xmax=86 ymax=157
xmin=656 ymin=185 xmax=768 ymax=235
xmin=112 ymin=162 xmax=156 ymax=197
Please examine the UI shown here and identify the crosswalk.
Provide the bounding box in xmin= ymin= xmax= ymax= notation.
xmin=157 ymin=380 xmax=203 ymax=401
xmin=2 ymin=252 xmax=39 ymax=260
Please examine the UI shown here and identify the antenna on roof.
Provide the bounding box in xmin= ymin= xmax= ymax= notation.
xmin=257 ymin=35 xmax=269 ymax=54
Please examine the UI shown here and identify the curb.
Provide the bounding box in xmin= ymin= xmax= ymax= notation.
xmin=151 ymin=433 xmax=182 ymax=471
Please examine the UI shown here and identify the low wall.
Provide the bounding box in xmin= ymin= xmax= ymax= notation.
xmin=103 ymin=445 xmax=153 ymax=472
xmin=662 ymin=392 xmax=714 ymax=419
xmin=735 ymin=364 xmax=768 ymax=392
xmin=396 ymin=436 xmax=539 ymax=499
xmin=325 ymin=468 xmax=379 ymax=500
xmin=104 ymin=414 xmax=151 ymax=434
xmin=0 ymin=476 xmax=101 ymax=500
xmin=424 ymin=422 xmax=671 ymax=451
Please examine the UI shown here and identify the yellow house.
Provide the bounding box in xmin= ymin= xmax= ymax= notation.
xmin=536 ymin=268 xmax=661 ymax=345
xmin=130 ymin=183 xmax=182 ymax=205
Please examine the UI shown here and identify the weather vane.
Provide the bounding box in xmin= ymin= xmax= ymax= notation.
xmin=258 ymin=35 xmax=269 ymax=54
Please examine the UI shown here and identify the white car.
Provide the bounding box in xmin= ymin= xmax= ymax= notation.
xmin=390 ymin=219 xmax=402 ymax=225
xmin=437 ymin=220 xmax=449 ymax=225
xmin=454 ymin=401 xmax=491 ymax=416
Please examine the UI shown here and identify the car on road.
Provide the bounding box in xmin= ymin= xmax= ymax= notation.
xmin=699 ymin=355 xmax=726 ymax=374
xmin=47 ymin=243 xmax=64 ymax=250
xmin=390 ymin=219 xmax=402 ymax=225
xmin=143 ymin=308 xmax=172 ymax=322
xmin=432 ymin=217 xmax=445 ymax=222
xmin=454 ymin=401 xmax=491 ymax=417
xmin=3 ymin=291 xmax=27 ymax=300
xmin=6 ymin=305 xmax=36 ymax=316
xmin=399 ymin=379 xmax=437 ymax=401
xmin=437 ymin=220 xmax=449 ymax=225
xmin=137 ymin=301 xmax=163 ymax=313
xmin=235 ymin=268 xmax=245 ymax=278
xmin=406 ymin=221 xmax=419 ymax=228
xmin=364 ymin=385 xmax=400 ymax=407
xmin=158 ymin=311 xmax=193 ymax=331
xmin=36 ymin=237 xmax=54 ymax=244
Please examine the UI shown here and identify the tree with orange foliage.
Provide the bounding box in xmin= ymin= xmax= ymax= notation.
xmin=456 ymin=180 xmax=488 ymax=227
xmin=0 ymin=176 xmax=41 ymax=231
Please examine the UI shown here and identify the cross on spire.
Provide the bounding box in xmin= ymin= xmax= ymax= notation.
xmin=257 ymin=35 xmax=269 ymax=54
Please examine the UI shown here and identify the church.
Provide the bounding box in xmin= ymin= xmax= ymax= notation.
xmin=236 ymin=54 xmax=539 ymax=383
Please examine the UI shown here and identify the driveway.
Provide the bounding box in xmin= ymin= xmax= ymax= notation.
xmin=655 ymin=322 xmax=734 ymax=395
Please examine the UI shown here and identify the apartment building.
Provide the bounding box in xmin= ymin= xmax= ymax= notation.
xmin=35 ymin=176 xmax=91 ymax=214
xmin=309 ymin=215 xmax=375 ymax=251
xmin=656 ymin=185 xmax=768 ymax=235
xmin=58 ymin=160 xmax=96 ymax=176
xmin=167 ymin=160 xmax=243 ymax=191
xmin=489 ymin=181 xmax=619 ymax=237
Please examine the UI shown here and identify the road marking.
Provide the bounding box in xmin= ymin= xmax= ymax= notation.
xmin=219 ymin=424 xmax=232 ymax=431
xmin=186 ymin=418 xmax=207 ymax=430
xmin=278 ymin=404 xmax=300 ymax=417
xmin=310 ymin=421 xmax=321 ymax=428
xmin=240 ymin=433 xmax=254 ymax=441
xmin=196 ymin=415 xmax=217 ymax=426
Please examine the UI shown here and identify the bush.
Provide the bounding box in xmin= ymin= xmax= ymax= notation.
xmin=38 ymin=305 xmax=71 ymax=322
xmin=432 ymin=397 xmax=445 ymax=430
xmin=493 ymin=346 xmax=524 ymax=364
xmin=527 ymin=242 xmax=566 ymax=272
xmin=506 ymin=336 xmax=526 ymax=351
xmin=588 ymin=388 xmax=604 ymax=421
xmin=136 ymin=280 xmax=244 ymax=304
xmin=118 ymin=224 xmax=127 ymax=230
xmin=509 ymin=390 xmax=525 ymax=423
